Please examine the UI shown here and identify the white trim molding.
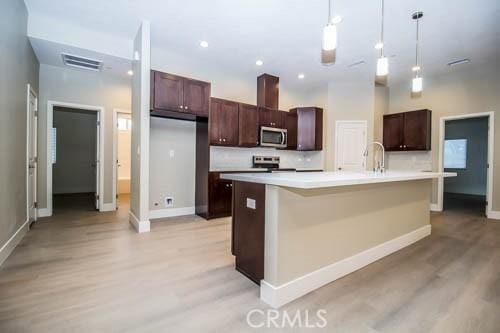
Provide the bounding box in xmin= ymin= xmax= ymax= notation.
xmin=430 ymin=203 xmax=441 ymax=212
xmin=487 ymin=210 xmax=500 ymax=220
xmin=46 ymin=100 xmax=106 ymax=216
xmin=129 ymin=211 xmax=150 ymax=233
xmin=0 ymin=219 xmax=30 ymax=266
xmin=260 ymin=224 xmax=431 ymax=308
xmin=437 ymin=112 xmax=495 ymax=216
xmin=112 ymin=108 xmax=132 ymax=211
xmin=149 ymin=206 xmax=195 ymax=220
xmin=37 ymin=208 xmax=51 ymax=218
xmin=100 ymin=203 xmax=117 ymax=212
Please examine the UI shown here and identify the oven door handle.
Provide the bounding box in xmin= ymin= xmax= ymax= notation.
xmin=281 ymin=131 xmax=286 ymax=145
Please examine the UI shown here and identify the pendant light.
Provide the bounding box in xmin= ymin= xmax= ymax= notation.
xmin=375 ymin=0 xmax=388 ymax=76
xmin=412 ymin=12 xmax=424 ymax=93
xmin=321 ymin=0 xmax=337 ymax=65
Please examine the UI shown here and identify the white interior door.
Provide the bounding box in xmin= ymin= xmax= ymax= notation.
xmin=335 ymin=121 xmax=367 ymax=171
xmin=28 ymin=88 xmax=38 ymax=222
xmin=94 ymin=113 xmax=100 ymax=210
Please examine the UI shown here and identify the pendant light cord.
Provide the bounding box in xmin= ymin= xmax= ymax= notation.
xmin=328 ymin=0 xmax=332 ymax=23
xmin=415 ymin=16 xmax=420 ymax=75
xmin=380 ymin=0 xmax=385 ymax=56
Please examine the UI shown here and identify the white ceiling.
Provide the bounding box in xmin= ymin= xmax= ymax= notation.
xmin=24 ymin=0 xmax=500 ymax=89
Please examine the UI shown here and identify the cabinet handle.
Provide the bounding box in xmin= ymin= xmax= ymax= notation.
xmin=223 ymin=138 xmax=226 ymax=142
xmin=185 ymin=106 xmax=189 ymax=110
xmin=403 ymin=145 xmax=407 ymax=149
xmin=230 ymin=183 xmax=233 ymax=187
xmin=400 ymin=145 xmax=403 ymax=148
xmin=219 ymin=138 xmax=222 ymax=142
xmin=180 ymin=105 xmax=184 ymax=109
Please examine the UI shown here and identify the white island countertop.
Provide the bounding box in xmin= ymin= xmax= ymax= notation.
xmin=221 ymin=170 xmax=456 ymax=189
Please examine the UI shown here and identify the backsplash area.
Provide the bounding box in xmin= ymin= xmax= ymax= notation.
xmin=386 ymin=151 xmax=432 ymax=171
xmin=210 ymin=146 xmax=324 ymax=170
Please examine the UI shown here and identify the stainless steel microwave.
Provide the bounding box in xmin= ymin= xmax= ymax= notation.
xmin=260 ymin=126 xmax=287 ymax=148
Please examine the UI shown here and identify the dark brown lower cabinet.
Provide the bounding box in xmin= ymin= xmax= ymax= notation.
xmin=232 ymin=181 xmax=265 ymax=285
xmin=208 ymin=172 xmax=233 ymax=218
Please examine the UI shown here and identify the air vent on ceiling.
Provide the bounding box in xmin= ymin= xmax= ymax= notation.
xmin=447 ymin=58 xmax=470 ymax=67
xmin=347 ymin=60 xmax=365 ymax=68
xmin=62 ymin=53 xmax=103 ymax=71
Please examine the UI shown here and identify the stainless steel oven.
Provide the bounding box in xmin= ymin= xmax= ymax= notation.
xmin=260 ymin=126 xmax=287 ymax=148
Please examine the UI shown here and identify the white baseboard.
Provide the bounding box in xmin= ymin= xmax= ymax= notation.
xmin=430 ymin=203 xmax=441 ymax=212
xmin=129 ymin=211 xmax=150 ymax=233
xmin=100 ymin=203 xmax=116 ymax=212
xmin=260 ymin=224 xmax=432 ymax=308
xmin=149 ymin=206 xmax=195 ymax=220
xmin=0 ymin=219 xmax=30 ymax=266
xmin=487 ymin=210 xmax=500 ymax=220
xmin=37 ymin=208 xmax=51 ymax=218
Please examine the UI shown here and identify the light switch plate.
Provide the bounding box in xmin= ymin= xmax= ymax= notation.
xmin=169 ymin=150 xmax=175 ymax=158
xmin=246 ymin=198 xmax=256 ymax=209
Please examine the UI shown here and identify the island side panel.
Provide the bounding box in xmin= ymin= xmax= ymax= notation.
xmin=232 ymin=181 xmax=266 ymax=284
xmin=264 ymin=179 xmax=431 ymax=287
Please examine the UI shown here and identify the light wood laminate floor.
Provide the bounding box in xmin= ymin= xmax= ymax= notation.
xmin=0 ymin=195 xmax=499 ymax=332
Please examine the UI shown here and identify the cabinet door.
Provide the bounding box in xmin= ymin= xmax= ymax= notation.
xmin=153 ymin=71 xmax=184 ymax=112
xmin=403 ymin=110 xmax=431 ymax=150
xmin=239 ymin=103 xmax=259 ymax=147
xmin=383 ymin=114 xmax=404 ymax=151
xmin=258 ymin=108 xmax=274 ymax=127
xmin=183 ymin=78 xmax=210 ymax=117
xmin=282 ymin=111 xmax=297 ymax=149
xmin=209 ymin=173 xmax=232 ymax=217
xmin=209 ymin=98 xmax=238 ymax=146
xmin=272 ymin=111 xmax=284 ymax=128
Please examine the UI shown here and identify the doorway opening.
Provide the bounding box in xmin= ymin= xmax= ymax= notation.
xmin=438 ymin=112 xmax=494 ymax=217
xmin=113 ymin=109 xmax=132 ymax=209
xmin=47 ymin=101 xmax=105 ymax=216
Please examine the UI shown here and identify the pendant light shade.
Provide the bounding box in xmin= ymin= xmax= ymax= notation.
xmin=412 ymin=76 xmax=423 ymax=93
xmin=321 ymin=0 xmax=337 ymax=65
xmin=375 ymin=0 xmax=388 ymax=77
xmin=322 ymin=23 xmax=337 ymax=51
xmin=412 ymin=12 xmax=424 ymax=94
xmin=376 ymin=57 xmax=388 ymax=76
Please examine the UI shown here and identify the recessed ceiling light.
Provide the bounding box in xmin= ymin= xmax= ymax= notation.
xmin=200 ymin=40 xmax=209 ymax=48
xmin=255 ymin=59 xmax=264 ymax=66
xmin=332 ymin=15 xmax=342 ymax=24
xmin=127 ymin=70 xmax=134 ymax=76
xmin=447 ymin=58 xmax=470 ymax=66
xmin=374 ymin=42 xmax=384 ymax=50
xmin=298 ymin=73 xmax=305 ymax=79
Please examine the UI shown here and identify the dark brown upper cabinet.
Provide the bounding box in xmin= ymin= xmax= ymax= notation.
xmin=209 ymin=98 xmax=239 ymax=146
xmin=282 ymin=111 xmax=298 ymax=150
xmin=290 ymin=107 xmax=323 ymax=151
xmin=383 ymin=109 xmax=431 ymax=151
xmin=238 ymin=103 xmax=259 ymax=147
xmin=257 ymin=74 xmax=279 ymax=110
xmin=259 ymin=107 xmax=283 ymax=128
xmin=151 ymin=70 xmax=210 ymax=119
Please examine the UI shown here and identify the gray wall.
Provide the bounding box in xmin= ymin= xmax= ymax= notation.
xmin=38 ymin=64 xmax=131 ymax=209
xmin=53 ymin=108 xmax=97 ymax=194
xmin=0 ymin=1 xmax=39 ymax=247
xmin=444 ymin=117 xmax=489 ymax=196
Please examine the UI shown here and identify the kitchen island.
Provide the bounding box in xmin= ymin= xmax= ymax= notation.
xmin=222 ymin=171 xmax=456 ymax=308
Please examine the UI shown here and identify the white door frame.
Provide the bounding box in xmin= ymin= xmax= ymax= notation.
xmin=335 ymin=120 xmax=368 ymax=171
xmin=46 ymin=101 xmax=105 ymax=216
xmin=112 ymin=108 xmax=131 ymax=210
xmin=26 ymin=84 xmax=38 ymax=222
xmin=438 ymin=111 xmax=495 ymax=217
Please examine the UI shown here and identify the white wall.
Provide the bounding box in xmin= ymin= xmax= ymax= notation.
xmin=53 ymin=108 xmax=97 ymax=194
xmin=117 ymin=114 xmax=131 ymax=195
xmin=38 ymin=64 xmax=131 ymax=209
xmin=444 ymin=117 xmax=489 ymax=196
xmin=0 ymin=0 xmax=39 ymax=258
xmin=388 ymin=60 xmax=500 ymax=211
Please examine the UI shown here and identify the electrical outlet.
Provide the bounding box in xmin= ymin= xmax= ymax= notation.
xmin=246 ymin=198 xmax=256 ymax=209
xmin=164 ymin=196 xmax=174 ymax=208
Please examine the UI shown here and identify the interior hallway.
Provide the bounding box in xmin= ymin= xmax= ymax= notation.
xmin=0 ymin=203 xmax=499 ymax=332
